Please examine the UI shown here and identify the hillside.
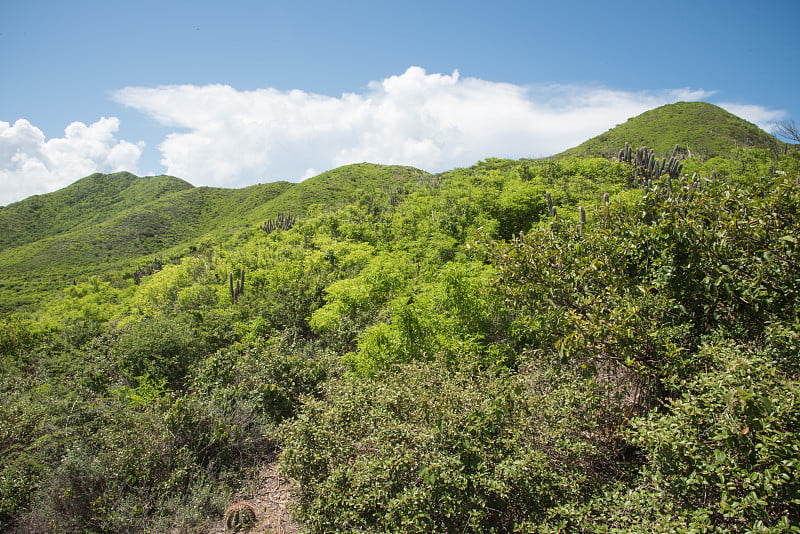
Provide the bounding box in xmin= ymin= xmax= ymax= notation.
xmin=1 ymin=102 xmax=800 ymax=532
xmin=0 ymin=172 xmax=193 ymax=250
xmin=556 ymin=101 xmax=784 ymax=160
xmin=0 ymin=164 xmax=428 ymax=311
xmin=248 ymin=163 xmax=430 ymax=221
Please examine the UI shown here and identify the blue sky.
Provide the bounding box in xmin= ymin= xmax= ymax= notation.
xmin=1 ymin=0 xmax=798 ymax=205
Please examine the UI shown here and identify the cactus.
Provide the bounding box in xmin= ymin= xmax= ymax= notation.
xmin=578 ymin=205 xmax=586 ymax=234
xmin=132 ymin=256 xmax=164 ymax=285
xmin=665 ymin=156 xmax=682 ymax=180
xmin=602 ymin=192 xmax=610 ymax=204
xmin=546 ymin=191 xmax=553 ymax=215
xmin=261 ymin=212 xmax=297 ymax=235
xmin=229 ymin=268 xmax=246 ymax=303
xmin=619 ymin=142 xmax=633 ymax=163
xmin=224 ymin=501 xmax=256 ymax=532
xmin=621 ymin=143 xmax=687 ymax=189
xmin=549 ymin=204 xmax=560 ymax=232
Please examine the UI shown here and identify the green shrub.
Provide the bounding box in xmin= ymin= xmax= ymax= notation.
xmin=632 ymin=342 xmax=800 ymax=531
xmin=282 ymin=361 xmax=610 ymax=533
xmin=114 ymin=314 xmax=202 ymax=388
xmin=191 ymin=335 xmax=333 ymax=425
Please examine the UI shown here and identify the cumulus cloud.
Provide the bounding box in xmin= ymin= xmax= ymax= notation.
xmin=113 ymin=67 xmax=729 ymax=188
xmin=112 ymin=67 xmax=784 ymax=189
xmin=715 ymin=102 xmax=787 ymax=130
xmin=0 ymin=117 xmax=143 ymax=205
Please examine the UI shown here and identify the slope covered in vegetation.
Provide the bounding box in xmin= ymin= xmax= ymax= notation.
xmin=558 ymin=101 xmax=787 ymax=161
xmin=0 ymin=164 xmax=426 ymax=312
xmin=0 ymin=172 xmax=193 ymax=248
xmin=1 ymin=110 xmax=799 ymax=533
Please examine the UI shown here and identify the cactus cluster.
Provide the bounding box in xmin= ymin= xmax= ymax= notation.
xmin=260 ymin=212 xmax=297 ymax=235
xmin=618 ymin=142 xmax=633 ymax=163
xmin=224 ymin=501 xmax=257 ymax=532
xmin=619 ymin=143 xmax=685 ymax=189
xmin=132 ymin=256 xmax=164 ymax=285
xmin=543 ymin=192 xmax=589 ymax=235
xmin=229 ymin=268 xmax=245 ymax=303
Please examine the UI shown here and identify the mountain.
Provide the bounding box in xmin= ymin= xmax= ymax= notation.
xmin=0 ymin=164 xmax=428 ymax=311
xmin=556 ymin=101 xmax=784 ymax=160
xmin=0 ymin=172 xmax=193 ymax=249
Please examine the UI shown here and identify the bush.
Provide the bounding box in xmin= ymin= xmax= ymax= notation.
xmin=281 ymin=361 xmax=612 ymax=533
xmin=114 ymin=314 xmax=202 ymax=388
xmin=191 ymin=334 xmax=334 ymax=425
xmin=632 ymin=341 xmax=800 ymax=531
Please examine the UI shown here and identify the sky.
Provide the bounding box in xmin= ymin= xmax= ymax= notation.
xmin=1 ymin=0 xmax=798 ymax=206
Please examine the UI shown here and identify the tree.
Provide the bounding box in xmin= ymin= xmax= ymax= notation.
xmin=772 ymin=119 xmax=800 ymax=144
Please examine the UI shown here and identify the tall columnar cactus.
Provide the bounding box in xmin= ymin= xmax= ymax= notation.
xmin=260 ymin=212 xmax=297 ymax=235
xmin=224 ymin=501 xmax=257 ymax=532
xmin=618 ymin=142 xmax=633 ymax=163
xmin=578 ymin=205 xmax=586 ymax=234
xmin=545 ymin=191 xmax=560 ymax=232
xmin=665 ymin=156 xmax=683 ymax=180
xmin=622 ymin=143 xmax=686 ymax=189
xmin=229 ymin=268 xmax=246 ymax=303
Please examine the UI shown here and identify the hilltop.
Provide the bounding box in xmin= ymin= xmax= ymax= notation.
xmin=556 ymin=101 xmax=784 ymax=160
xmin=0 ymin=172 xmax=193 ymax=249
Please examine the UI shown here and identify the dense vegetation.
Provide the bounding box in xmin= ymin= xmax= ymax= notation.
xmin=558 ymin=102 xmax=790 ymax=161
xmin=2 ymin=103 xmax=800 ymax=533
xmin=0 ymin=165 xmax=421 ymax=312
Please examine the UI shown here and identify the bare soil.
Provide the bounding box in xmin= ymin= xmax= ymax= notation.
xmin=200 ymin=460 xmax=304 ymax=534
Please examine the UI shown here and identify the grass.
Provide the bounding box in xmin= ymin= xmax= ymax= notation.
xmin=556 ymin=101 xmax=785 ymax=160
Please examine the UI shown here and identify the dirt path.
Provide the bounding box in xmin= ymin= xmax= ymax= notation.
xmin=202 ymin=460 xmax=304 ymax=534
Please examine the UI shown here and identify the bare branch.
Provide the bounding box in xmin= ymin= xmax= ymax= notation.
xmin=772 ymin=120 xmax=800 ymax=144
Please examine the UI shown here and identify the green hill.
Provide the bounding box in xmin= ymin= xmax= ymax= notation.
xmin=0 ymin=172 xmax=193 ymax=250
xmin=247 ymin=163 xmax=430 ymax=222
xmin=0 ymin=103 xmax=784 ymax=312
xmin=0 ymin=164 xmax=428 ymax=311
xmin=556 ymin=101 xmax=784 ymax=160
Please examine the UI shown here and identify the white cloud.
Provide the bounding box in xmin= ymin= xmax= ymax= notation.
xmin=113 ymin=67 xmax=734 ymax=189
xmin=715 ymin=102 xmax=787 ymax=130
xmin=3 ymin=69 xmax=784 ymax=206
xmin=0 ymin=117 xmax=143 ymax=205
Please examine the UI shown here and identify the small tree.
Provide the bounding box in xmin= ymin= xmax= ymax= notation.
xmin=772 ymin=119 xmax=800 ymax=144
